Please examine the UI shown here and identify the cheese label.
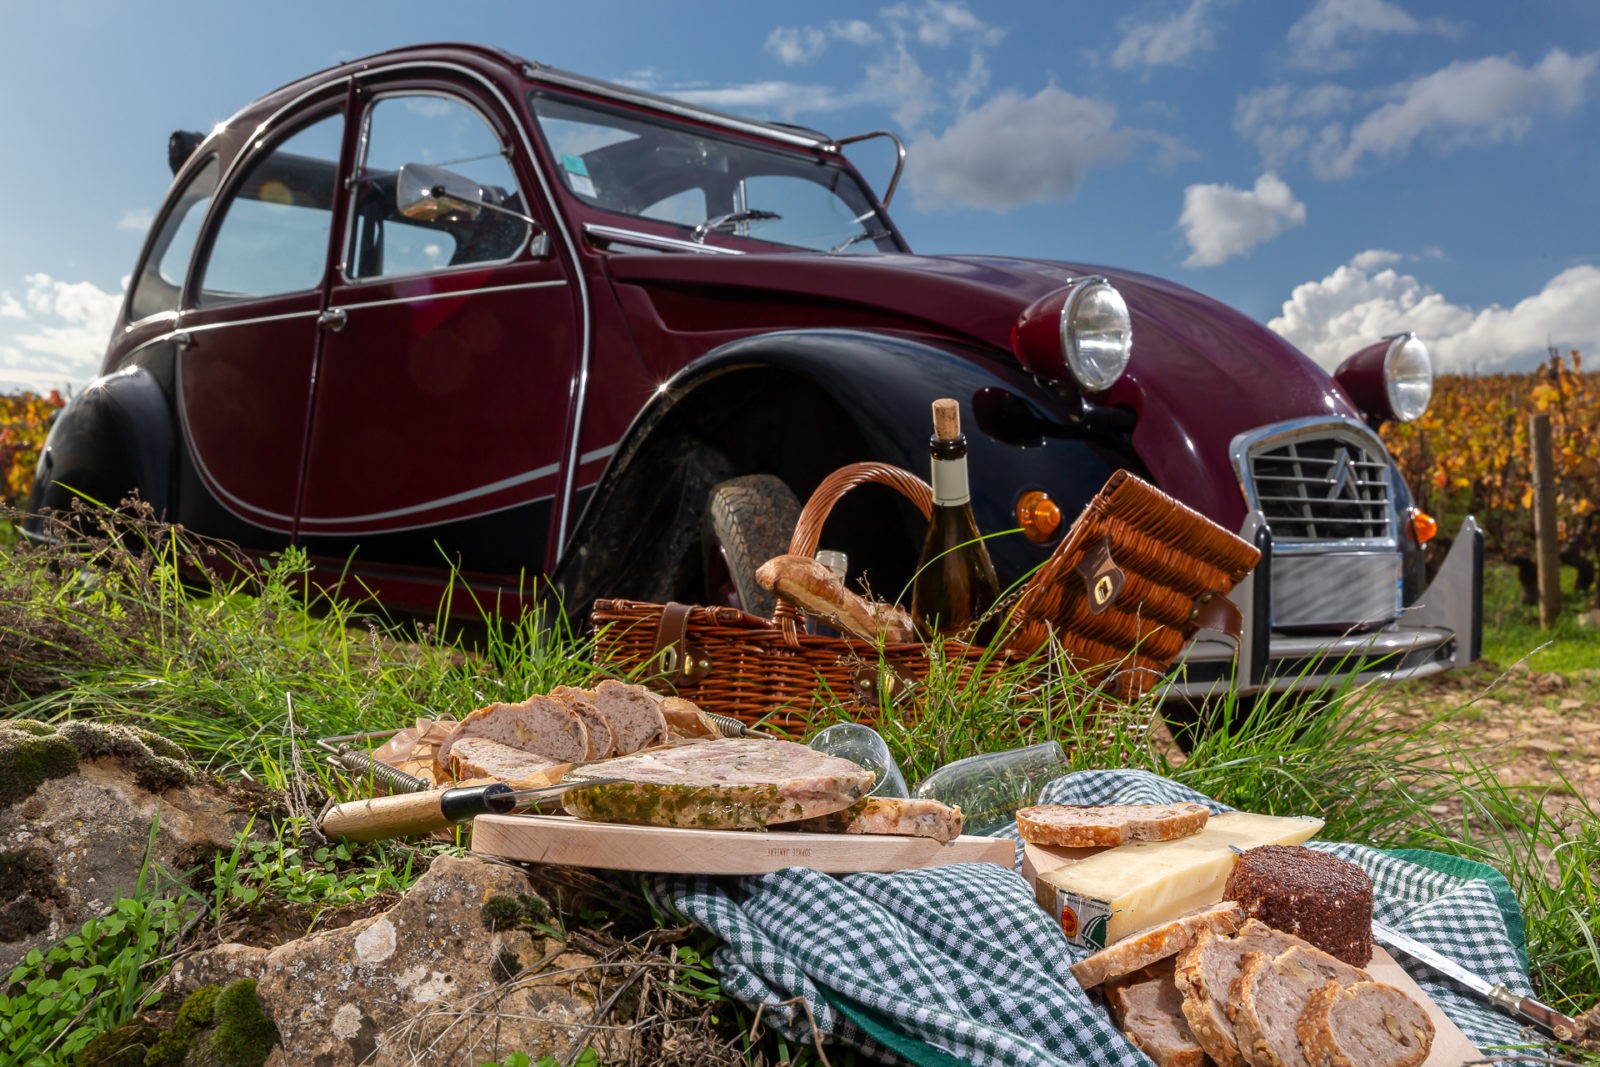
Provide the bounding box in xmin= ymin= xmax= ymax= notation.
xmin=1055 ymin=888 xmax=1112 ymax=950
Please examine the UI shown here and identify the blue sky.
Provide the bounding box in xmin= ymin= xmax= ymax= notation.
xmin=1 ymin=0 xmax=1596 ymax=393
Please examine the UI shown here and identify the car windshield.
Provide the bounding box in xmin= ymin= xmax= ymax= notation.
xmin=529 ymin=94 xmax=901 ymax=255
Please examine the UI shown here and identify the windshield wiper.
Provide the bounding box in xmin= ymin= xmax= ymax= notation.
xmin=829 ymin=229 xmax=892 ymax=254
xmin=692 ymin=209 xmax=782 ymax=244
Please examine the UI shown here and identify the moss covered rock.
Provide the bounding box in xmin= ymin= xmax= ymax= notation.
xmin=0 ymin=721 xmax=80 ymax=807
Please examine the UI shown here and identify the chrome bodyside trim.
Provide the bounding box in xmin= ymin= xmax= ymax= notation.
xmin=330 ymin=278 xmax=566 ymax=314
xmin=297 ymin=463 xmax=561 ymax=527
xmin=579 ymin=442 xmax=619 ymax=465
xmin=583 ymin=223 xmax=745 ymax=256
xmin=182 ymin=308 xmax=320 ymax=334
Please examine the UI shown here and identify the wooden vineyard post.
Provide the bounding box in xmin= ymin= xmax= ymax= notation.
xmin=1529 ymin=412 xmax=1562 ymax=629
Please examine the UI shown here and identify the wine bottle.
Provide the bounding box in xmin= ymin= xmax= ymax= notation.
xmin=910 ymin=399 xmax=1001 ymax=642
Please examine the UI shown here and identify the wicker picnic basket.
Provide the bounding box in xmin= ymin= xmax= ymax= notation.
xmin=592 ymin=462 xmax=1260 ymax=734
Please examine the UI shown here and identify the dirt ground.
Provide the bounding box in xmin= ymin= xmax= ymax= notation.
xmin=1387 ymin=662 xmax=1600 ymax=821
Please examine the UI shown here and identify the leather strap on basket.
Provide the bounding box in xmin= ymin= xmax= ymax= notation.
xmin=1189 ymin=591 xmax=1244 ymax=641
xmin=651 ymin=603 xmax=711 ymax=686
xmin=1074 ymin=536 xmax=1126 ymax=615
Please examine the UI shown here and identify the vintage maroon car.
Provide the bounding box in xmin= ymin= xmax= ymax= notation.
xmin=25 ymin=42 xmax=1481 ymax=699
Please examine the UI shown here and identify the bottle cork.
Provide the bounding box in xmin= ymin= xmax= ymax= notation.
xmin=931 ymin=398 xmax=961 ymax=440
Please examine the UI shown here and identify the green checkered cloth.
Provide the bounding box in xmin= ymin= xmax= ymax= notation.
xmin=658 ymin=769 xmax=1538 ymax=1066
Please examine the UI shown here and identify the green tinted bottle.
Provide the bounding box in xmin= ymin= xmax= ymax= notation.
xmin=910 ymin=399 xmax=1001 ymax=642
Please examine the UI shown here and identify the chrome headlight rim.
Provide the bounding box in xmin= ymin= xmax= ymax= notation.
xmin=1382 ymin=332 xmax=1433 ymax=422
xmin=1058 ymin=275 xmax=1133 ymax=393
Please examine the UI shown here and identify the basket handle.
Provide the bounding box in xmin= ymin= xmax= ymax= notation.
xmin=773 ymin=461 xmax=933 ymax=638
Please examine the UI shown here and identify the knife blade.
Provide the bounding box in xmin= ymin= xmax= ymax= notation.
xmin=1372 ymin=921 xmax=1580 ymax=1039
xmin=319 ymin=777 xmax=623 ymax=843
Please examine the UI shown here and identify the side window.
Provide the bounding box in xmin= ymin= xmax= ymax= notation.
xmin=198 ymin=113 xmax=343 ymax=303
xmin=346 ymin=94 xmax=530 ymax=280
xmin=127 ymin=157 xmax=218 ymax=321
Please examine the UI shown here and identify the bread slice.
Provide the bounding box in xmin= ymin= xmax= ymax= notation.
xmin=785 ymin=797 xmax=965 ymax=843
xmin=1297 ymin=980 xmax=1434 ymax=1067
xmin=1106 ymin=958 xmax=1209 ymax=1067
xmin=592 ymin=680 xmax=668 ymax=754
xmin=1016 ymin=802 xmax=1210 ymax=848
xmin=1232 ymin=945 xmax=1367 ymax=1067
xmin=660 ymin=696 xmax=723 ymax=741
xmin=434 ymin=694 xmax=592 ymax=781
xmin=446 ymin=736 xmax=566 ymax=783
xmin=1173 ymin=920 xmax=1307 ymax=1067
xmin=551 ymin=686 xmax=620 ymax=759
xmin=1071 ymin=901 xmax=1245 ymax=989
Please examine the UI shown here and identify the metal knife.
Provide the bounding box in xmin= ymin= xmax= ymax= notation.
xmin=319 ymin=778 xmax=622 ymax=843
xmin=1372 ymin=921 xmax=1580 ymax=1039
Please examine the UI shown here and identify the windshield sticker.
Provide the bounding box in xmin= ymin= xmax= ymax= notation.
xmin=568 ymin=173 xmax=597 ymax=198
xmin=560 ymin=153 xmax=590 ymax=177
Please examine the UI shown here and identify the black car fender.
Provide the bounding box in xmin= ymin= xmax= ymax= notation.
xmin=552 ymin=328 xmax=1143 ymax=612
xmin=22 ymin=367 xmax=177 ymax=541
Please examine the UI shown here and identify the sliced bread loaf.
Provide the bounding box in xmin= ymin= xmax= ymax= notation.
xmin=551 ymin=686 xmax=620 ymax=759
xmin=1071 ymin=900 xmax=1245 ymax=989
xmin=446 ymin=736 xmax=566 ymax=783
xmin=1106 ymin=958 xmax=1209 ymax=1067
xmin=1173 ymin=920 xmax=1307 ymax=1067
xmin=660 ymin=696 xmax=723 ymax=741
xmin=592 ymin=680 xmax=668 ymax=754
xmin=1016 ymin=802 xmax=1210 ymax=848
xmin=434 ymin=694 xmax=592 ymax=781
xmin=1296 ymin=979 xmax=1434 ymax=1067
xmin=1231 ymin=945 xmax=1367 ymax=1067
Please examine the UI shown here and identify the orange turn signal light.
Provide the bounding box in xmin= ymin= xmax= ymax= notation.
xmin=1408 ymin=507 xmax=1438 ymax=544
xmin=1017 ymin=490 xmax=1062 ymax=543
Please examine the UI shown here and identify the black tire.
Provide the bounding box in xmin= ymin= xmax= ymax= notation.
xmin=703 ymin=475 xmax=802 ymax=618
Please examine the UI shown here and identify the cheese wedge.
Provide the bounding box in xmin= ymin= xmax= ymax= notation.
xmin=1038 ymin=810 xmax=1323 ymax=949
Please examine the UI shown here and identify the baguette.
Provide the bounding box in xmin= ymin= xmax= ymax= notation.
xmin=755 ymin=554 xmax=916 ymax=643
xmin=1016 ymin=802 xmax=1210 ymax=848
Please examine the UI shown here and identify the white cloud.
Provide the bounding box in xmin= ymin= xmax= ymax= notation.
xmin=1237 ymin=49 xmax=1598 ymax=179
xmin=885 ymin=1 xmax=1005 ymax=50
xmin=1286 ymin=0 xmax=1457 ymax=72
xmin=0 ymin=274 xmax=123 ymax=393
xmin=1270 ymin=252 xmax=1600 ymax=373
xmin=1179 ymin=173 xmax=1306 ymax=267
xmin=1109 ymin=0 xmax=1222 ymax=72
xmin=766 ymin=26 xmax=827 ymax=67
xmin=118 ymin=208 xmax=154 ymax=232
xmin=1313 ymin=49 xmax=1598 ymax=178
xmin=907 ymin=87 xmax=1132 ymax=211
xmin=830 ymin=20 xmax=881 ymax=46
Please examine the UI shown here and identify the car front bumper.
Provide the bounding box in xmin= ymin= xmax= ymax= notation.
xmin=1159 ymin=514 xmax=1483 ymax=700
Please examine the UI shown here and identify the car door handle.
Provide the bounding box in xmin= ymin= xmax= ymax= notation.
xmin=318 ymin=308 xmax=349 ymax=332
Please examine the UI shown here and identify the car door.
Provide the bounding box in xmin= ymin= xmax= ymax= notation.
xmin=176 ymin=103 xmax=348 ymax=545
xmin=295 ymin=79 xmax=581 ymax=587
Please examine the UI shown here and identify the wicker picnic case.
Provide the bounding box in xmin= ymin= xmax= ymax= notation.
xmin=592 ymin=462 xmax=1260 ymax=733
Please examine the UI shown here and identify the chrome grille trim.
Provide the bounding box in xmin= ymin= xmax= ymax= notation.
xmin=1230 ymin=417 xmax=1398 ymax=550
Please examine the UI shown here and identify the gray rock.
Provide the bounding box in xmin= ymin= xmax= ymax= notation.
xmin=253 ymin=854 xmax=624 ymax=1066
xmin=0 ymin=721 xmax=253 ymax=969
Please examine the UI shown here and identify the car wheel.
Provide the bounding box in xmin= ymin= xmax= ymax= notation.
xmin=703 ymin=475 xmax=802 ymax=618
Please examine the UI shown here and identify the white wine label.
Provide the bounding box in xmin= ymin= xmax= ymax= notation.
xmin=930 ymin=457 xmax=970 ymax=506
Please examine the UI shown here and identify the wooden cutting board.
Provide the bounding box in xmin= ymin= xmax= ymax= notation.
xmin=471 ymin=813 xmax=1016 ymax=874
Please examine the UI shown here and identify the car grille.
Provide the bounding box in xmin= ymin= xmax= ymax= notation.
xmin=1247 ymin=434 xmax=1392 ymax=544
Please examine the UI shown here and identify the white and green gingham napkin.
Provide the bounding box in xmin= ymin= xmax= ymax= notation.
xmin=658 ymin=769 xmax=1537 ymax=1066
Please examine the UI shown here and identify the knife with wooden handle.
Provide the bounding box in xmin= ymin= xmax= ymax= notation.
xmin=319 ymin=778 xmax=620 ymax=843
xmin=1372 ymin=921 xmax=1581 ymax=1039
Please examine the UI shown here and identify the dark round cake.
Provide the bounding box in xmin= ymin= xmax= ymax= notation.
xmin=1223 ymin=844 xmax=1374 ymax=966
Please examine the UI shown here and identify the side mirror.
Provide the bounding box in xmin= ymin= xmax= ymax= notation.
xmin=397 ymin=163 xmax=486 ymax=222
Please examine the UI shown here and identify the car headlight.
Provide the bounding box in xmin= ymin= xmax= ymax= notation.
xmin=1383 ymin=333 xmax=1433 ymax=422
xmin=1063 ymin=278 xmax=1133 ymax=392
xmin=1013 ymin=275 xmax=1133 ymax=393
xmin=1334 ymin=331 xmax=1433 ymax=424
